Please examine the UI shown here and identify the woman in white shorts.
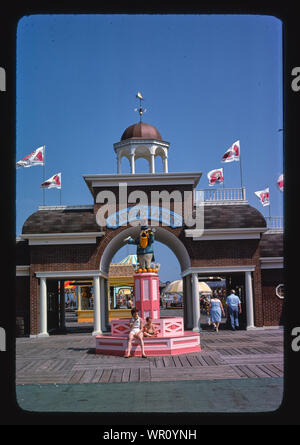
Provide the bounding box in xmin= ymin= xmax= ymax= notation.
xmin=124 ymin=308 xmax=147 ymax=358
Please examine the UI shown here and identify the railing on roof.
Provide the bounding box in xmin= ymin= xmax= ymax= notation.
xmin=266 ymin=216 xmax=284 ymax=232
xmin=194 ymin=187 xmax=247 ymax=205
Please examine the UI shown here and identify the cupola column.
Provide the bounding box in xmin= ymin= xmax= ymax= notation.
xmin=163 ymin=156 xmax=168 ymax=173
xmin=130 ymin=152 xmax=135 ymax=174
xmin=117 ymin=154 xmax=121 ymax=174
xmin=150 ymin=153 xmax=155 ymax=174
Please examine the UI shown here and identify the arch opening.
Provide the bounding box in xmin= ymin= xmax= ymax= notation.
xmin=100 ymin=226 xmax=191 ymax=275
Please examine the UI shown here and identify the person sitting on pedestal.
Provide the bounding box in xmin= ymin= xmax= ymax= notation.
xmin=123 ymin=221 xmax=155 ymax=272
xmin=124 ymin=308 xmax=147 ymax=358
xmin=143 ymin=316 xmax=158 ymax=337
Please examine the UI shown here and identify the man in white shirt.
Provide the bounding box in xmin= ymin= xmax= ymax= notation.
xmin=226 ymin=290 xmax=242 ymax=330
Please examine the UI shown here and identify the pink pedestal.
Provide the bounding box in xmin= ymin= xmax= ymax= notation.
xmin=96 ymin=332 xmax=201 ymax=356
xmin=96 ymin=272 xmax=201 ymax=356
xmin=134 ymin=272 xmax=160 ymax=320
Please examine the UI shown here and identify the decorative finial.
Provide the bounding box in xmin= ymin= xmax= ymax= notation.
xmin=134 ymin=91 xmax=147 ymax=122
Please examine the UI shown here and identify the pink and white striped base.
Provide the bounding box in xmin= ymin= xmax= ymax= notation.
xmin=110 ymin=316 xmax=184 ymax=337
xmin=95 ymin=331 xmax=201 ymax=356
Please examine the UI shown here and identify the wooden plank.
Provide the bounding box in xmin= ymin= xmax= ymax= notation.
xmin=99 ymin=369 xmax=112 ymax=383
xmin=162 ymin=356 xmax=176 ymax=368
xmin=109 ymin=368 xmax=124 ymax=383
xmin=155 ymin=357 xmax=165 ymax=368
xmin=140 ymin=367 xmax=151 ymax=382
xmin=272 ymin=362 xmax=284 ymax=373
xmin=255 ymin=364 xmax=280 ymax=378
xmin=121 ymin=368 xmax=131 ymax=382
xmin=231 ymin=365 xmax=249 ymax=378
xmin=234 ymin=365 xmax=259 ymax=378
xmin=150 ymin=365 xmax=239 ymax=382
xmin=201 ymin=354 xmax=217 ymax=366
xmin=172 ymin=355 xmax=182 ymax=367
xmin=90 ymin=369 xmax=104 ymax=383
xmin=221 ymin=355 xmax=283 ymax=365
xmin=68 ymin=370 xmax=85 ymax=384
xmin=195 ymin=355 xmax=208 ymax=366
xmin=261 ymin=363 xmax=283 ymax=377
xmin=48 ymin=359 xmax=68 ymax=372
xmin=178 ymin=355 xmax=192 ymax=367
xmin=129 ymin=368 xmax=140 ymax=382
xmin=18 ymin=360 xmax=42 ymax=372
xmin=80 ymin=369 xmax=97 ymax=383
xmin=185 ymin=355 xmax=201 ymax=367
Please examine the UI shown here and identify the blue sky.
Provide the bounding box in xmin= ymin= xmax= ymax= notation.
xmin=16 ymin=14 xmax=283 ymax=282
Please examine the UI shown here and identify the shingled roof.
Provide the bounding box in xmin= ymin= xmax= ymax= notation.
xmin=22 ymin=208 xmax=100 ymax=234
xmin=22 ymin=203 xmax=267 ymax=234
xmin=195 ymin=204 xmax=267 ymax=229
xmin=260 ymin=232 xmax=283 ymax=257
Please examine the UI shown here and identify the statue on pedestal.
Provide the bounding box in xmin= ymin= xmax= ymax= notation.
xmin=124 ymin=221 xmax=156 ymax=272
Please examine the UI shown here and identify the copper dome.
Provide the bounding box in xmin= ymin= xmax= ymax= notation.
xmin=121 ymin=122 xmax=162 ymax=141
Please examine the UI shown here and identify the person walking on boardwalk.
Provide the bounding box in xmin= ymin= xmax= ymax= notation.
xmin=226 ymin=289 xmax=242 ymax=330
xmin=124 ymin=308 xmax=147 ymax=358
xmin=209 ymin=295 xmax=225 ymax=333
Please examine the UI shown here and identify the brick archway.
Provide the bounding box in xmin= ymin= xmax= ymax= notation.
xmin=98 ymin=225 xmax=191 ymax=275
xmin=97 ymin=224 xmax=194 ymax=330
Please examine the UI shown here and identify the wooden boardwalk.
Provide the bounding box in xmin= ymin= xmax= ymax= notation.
xmin=16 ymin=328 xmax=284 ymax=385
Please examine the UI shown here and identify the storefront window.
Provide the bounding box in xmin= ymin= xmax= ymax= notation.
xmin=110 ymin=286 xmax=134 ymax=309
xmin=79 ymin=285 xmax=94 ymax=309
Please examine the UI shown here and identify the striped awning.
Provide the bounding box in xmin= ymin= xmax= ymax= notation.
xmin=118 ymin=255 xmax=138 ymax=265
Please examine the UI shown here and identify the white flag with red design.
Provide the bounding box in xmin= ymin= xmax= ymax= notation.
xmin=16 ymin=145 xmax=45 ymax=168
xmin=41 ymin=172 xmax=61 ymax=189
xmin=221 ymin=140 xmax=240 ymax=163
xmin=277 ymin=174 xmax=284 ymax=192
xmin=207 ymin=168 xmax=224 ymax=186
xmin=254 ymin=187 xmax=270 ymax=206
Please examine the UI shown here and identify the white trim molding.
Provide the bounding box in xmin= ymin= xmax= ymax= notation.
xmin=38 ymin=205 xmax=94 ymax=211
xmin=185 ymin=227 xmax=268 ymax=241
xmin=260 ymin=257 xmax=284 ymax=269
xmin=83 ymin=172 xmax=202 ymax=193
xmin=20 ymin=232 xmax=105 ymax=245
xmin=181 ymin=265 xmax=256 ymax=278
xmin=16 ymin=265 xmax=30 ymax=276
xmin=35 ymin=270 xmax=108 ymax=279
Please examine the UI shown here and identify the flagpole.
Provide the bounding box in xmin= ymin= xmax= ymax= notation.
xmin=43 ymin=145 xmax=46 ymax=206
xmin=239 ymin=144 xmax=243 ymax=190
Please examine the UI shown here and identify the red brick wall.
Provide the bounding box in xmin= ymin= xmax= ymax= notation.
xmin=30 ymin=243 xmax=99 ymax=270
xmin=261 ymin=268 xmax=284 ymax=326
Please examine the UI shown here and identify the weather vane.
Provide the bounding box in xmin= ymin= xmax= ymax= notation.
xmin=134 ymin=91 xmax=147 ymax=122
